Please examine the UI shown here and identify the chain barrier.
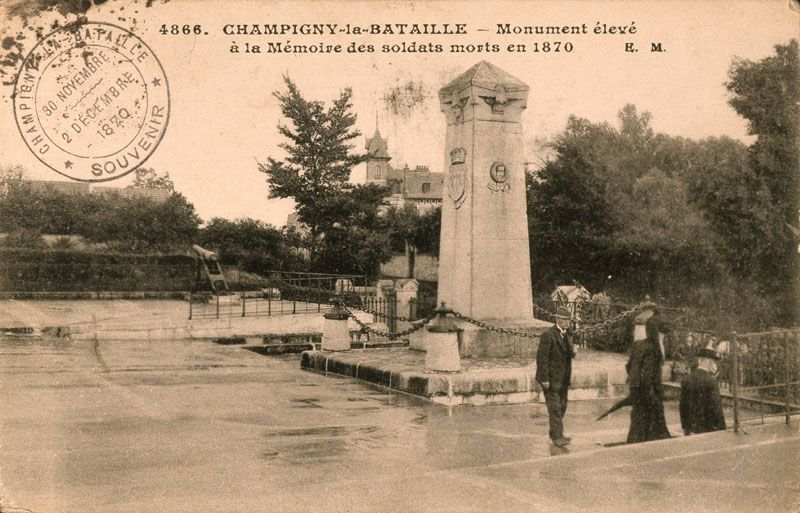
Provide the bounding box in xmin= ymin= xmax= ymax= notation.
xmin=334 ymin=298 xmax=435 ymax=338
xmin=278 ymin=280 xmax=690 ymax=341
xmin=341 ymin=295 xmax=670 ymax=340
xmin=447 ymin=302 xmax=676 ymax=340
xmin=448 ymin=310 xmax=540 ymax=339
xmin=574 ymin=303 xmax=664 ymax=336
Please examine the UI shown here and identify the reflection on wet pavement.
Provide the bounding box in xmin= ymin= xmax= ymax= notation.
xmin=1 ymin=335 xmax=796 ymax=513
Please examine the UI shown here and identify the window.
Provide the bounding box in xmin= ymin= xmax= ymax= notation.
xmin=422 ymin=182 xmax=431 ymax=193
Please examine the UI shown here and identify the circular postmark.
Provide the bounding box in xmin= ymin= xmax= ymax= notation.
xmin=13 ymin=21 xmax=170 ymax=182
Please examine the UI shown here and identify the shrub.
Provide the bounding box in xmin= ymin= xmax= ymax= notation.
xmin=0 ymin=249 xmax=197 ymax=292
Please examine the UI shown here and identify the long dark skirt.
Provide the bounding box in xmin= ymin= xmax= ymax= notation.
xmin=627 ymin=386 xmax=671 ymax=443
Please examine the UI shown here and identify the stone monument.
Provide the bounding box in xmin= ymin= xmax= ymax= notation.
xmin=433 ymin=60 xmax=549 ymax=357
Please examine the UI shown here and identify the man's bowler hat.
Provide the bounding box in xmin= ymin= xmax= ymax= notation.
xmin=698 ymin=348 xmax=720 ymax=360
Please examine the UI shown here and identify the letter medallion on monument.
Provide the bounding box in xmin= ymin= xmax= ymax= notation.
xmin=447 ymin=147 xmax=468 ymax=209
xmin=488 ymin=161 xmax=510 ymax=193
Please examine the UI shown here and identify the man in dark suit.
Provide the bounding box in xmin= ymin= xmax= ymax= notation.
xmin=680 ymin=348 xmax=727 ymax=435
xmin=536 ymin=306 xmax=575 ymax=447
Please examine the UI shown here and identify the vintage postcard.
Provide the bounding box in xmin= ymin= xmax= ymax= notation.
xmin=1 ymin=1 xmax=798 ymax=512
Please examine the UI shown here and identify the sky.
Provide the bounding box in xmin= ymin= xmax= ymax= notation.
xmin=1 ymin=0 xmax=797 ymax=227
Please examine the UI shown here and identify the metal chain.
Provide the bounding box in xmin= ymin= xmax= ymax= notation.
xmin=338 ymin=296 xmax=428 ymax=323
xmin=448 ymin=310 xmax=541 ymax=339
xmin=573 ymin=303 xmax=649 ymax=336
xmin=279 ymin=280 xmax=689 ymax=340
xmin=445 ymin=303 xmax=674 ymax=340
xmin=334 ymin=299 xmax=436 ymax=338
xmin=577 ymin=304 xmax=690 ymax=337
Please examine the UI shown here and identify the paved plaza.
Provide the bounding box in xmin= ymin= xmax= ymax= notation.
xmin=1 ymin=313 xmax=798 ymax=513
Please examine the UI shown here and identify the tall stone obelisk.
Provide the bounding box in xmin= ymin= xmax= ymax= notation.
xmin=437 ymin=61 xmax=534 ymax=322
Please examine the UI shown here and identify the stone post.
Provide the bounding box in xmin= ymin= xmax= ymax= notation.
xmin=321 ymin=300 xmax=350 ymax=351
xmin=394 ymin=278 xmax=419 ymax=332
xmin=425 ymin=304 xmax=461 ymax=372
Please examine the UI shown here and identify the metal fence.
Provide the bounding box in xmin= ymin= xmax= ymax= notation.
xmin=187 ymin=269 xmax=437 ymax=328
xmin=188 ymin=270 xmax=370 ymax=320
xmin=655 ymin=326 xmax=800 ymax=432
xmin=727 ymin=329 xmax=800 ymax=431
xmin=362 ymin=296 xmax=397 ymax=333
xmin=534 ymin=298 xmax=618 ymax=324
xmin=539 ymin=297 xmax=799 ymax=429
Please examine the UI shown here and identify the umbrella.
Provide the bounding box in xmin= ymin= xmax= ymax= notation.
xmin=596 ymin=395 xmax=633 ymax=421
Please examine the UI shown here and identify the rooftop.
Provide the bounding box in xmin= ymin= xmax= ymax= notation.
xmin=365 ymin=128 xmax=391 ymax=160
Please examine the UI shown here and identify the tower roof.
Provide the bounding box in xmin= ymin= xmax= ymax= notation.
xmin=440 ymin=60 xmax=528 ymax=97
xmin=365 ymin=128 xmax=391 ymax=160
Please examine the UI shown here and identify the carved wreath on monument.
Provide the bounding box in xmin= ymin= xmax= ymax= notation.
xmin=447 ymin=147 xmax=468 ymax=209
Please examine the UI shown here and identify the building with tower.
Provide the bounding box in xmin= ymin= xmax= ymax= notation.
xmin=365 ymin=127 xmax=443 ymax=213
xmin=286 ymin=125 xmax=444 ymax=228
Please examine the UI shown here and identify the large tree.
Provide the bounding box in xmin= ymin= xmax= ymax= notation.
xmin=527 ymin=115 xmax=619 ymax=291
xmin=0 ymin=171 xmax=200 ymax=253
xmin=528 ymin=106 xmax=721 ymax=303
xmin=724 ymin=40 xmax=799 ymax=323
xmin=198 ymin=217 xmax=306 ymax=273
xmin=79 ymin=193 xmax=200 ymax=253
xmin=383 ymin=205 xmax=441 ymax=256
xmin=258 ymin=76 xmax=391 ymax=276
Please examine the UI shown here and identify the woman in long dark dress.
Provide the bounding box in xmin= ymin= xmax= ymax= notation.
xmin=626 ymin=303 xmax=671 ymax=443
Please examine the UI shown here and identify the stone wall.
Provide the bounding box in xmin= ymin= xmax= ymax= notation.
xmin=380 ymin=253 xmax=439 ymax=282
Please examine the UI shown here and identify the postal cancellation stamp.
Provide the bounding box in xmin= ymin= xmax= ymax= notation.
xmin=12 ymin=21 xmax=170 ymax=182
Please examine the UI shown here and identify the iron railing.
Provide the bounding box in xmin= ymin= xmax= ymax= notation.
xmin=187 ymin=268 xmax=435 ymax=327
xmin=727 ymin=329 xmax=800 ymax=432
xmin=188 ymin=269 xmax=370 ymax=320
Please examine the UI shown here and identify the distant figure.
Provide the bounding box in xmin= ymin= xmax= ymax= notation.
xmin=680 ymin=348 xmax=727 ymax=435
xmin=626 ymin=297 xmax=671 ymax=443
xmin=590 ymin=292 xmax=612 ymax=320
xmin=536 ymin=306 xmax=575 ymax=447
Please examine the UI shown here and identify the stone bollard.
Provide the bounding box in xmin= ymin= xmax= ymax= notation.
xmin=425 ymin=303 xmax=461 ymax=372
xmin=321 ymin=300 xmax=350 ymax=351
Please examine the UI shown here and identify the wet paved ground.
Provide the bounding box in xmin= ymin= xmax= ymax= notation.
xmin=1 ymin=333 xmax=798 ymax=513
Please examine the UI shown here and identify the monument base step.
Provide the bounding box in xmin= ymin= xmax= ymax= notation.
xmin=300 ymin=347 xmax=631 ymax=406
xmin=247 ymin=340 xmax=408 ymax=355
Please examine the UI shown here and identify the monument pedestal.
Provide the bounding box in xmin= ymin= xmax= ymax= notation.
xmin=456 ymin=318 xmax=551 ymax=358
xmin=410 ymin=317 xmax=551 ymax=358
